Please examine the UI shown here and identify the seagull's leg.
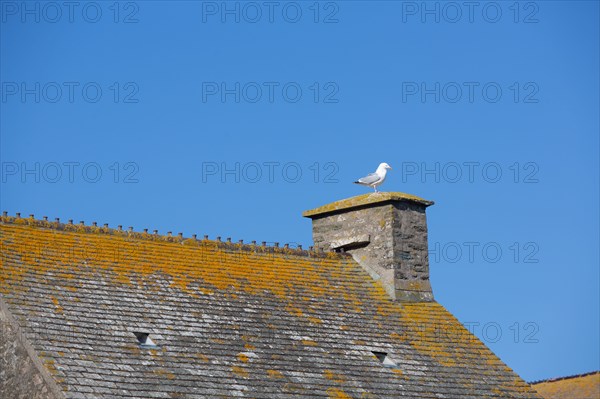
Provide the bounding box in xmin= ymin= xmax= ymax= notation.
xmin=373 ymin=186 xmax=378 ymax=193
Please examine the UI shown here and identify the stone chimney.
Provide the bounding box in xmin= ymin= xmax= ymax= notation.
xmin=303 ymin=192 xmax=434 ymax=302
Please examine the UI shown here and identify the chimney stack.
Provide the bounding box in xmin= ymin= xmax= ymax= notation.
xmin=303 ymin=192 xmax=434 ymax=302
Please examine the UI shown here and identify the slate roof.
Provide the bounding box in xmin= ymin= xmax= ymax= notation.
xmin=0 ymin=215 xmax=542 ymax=398
xmin=530 ymin=371 xmax=600 ymax=399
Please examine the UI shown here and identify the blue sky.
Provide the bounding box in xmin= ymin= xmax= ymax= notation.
xmin=1 ymin=0 xmax=598 ymax=382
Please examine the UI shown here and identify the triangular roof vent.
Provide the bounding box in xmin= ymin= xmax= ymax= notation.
xmin=372 ymin=351 xmax=397 ymax=368
xmin=134 ymin=332 xmax=158 ymax=348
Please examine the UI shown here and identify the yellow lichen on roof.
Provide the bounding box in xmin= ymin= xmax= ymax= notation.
xmin=324 ymin=369 xmax=346 ymax=383
xmin=302 ymin=192 xmax=433 ymax=218
xmin=231 ymin=365 xmax=249 ymax=378
xmin=50 ymin=296 xmax=64 ymax=314
xmin=399 ymin=302 xmax=479 ymax=358
xmin=266 ymin=369 xmax=284 ymax=379
xmin=397 ymin=302 xmax=538 ymax=394
xmin=532 ymin=372 xmax=600 ymax=399
xmin=153 ymin=369 xmax=176 ymax=380
xmin=326 ymin=387 xmax=352 ymax=399
xmin=44 ymin=359 xmax=58 ymax=375
xmin=0 ymin=220 xmax=382 ymax=322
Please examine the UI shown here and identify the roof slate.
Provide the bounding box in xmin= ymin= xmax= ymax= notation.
xmin=0 ymin=217 xmax=541 ymax=398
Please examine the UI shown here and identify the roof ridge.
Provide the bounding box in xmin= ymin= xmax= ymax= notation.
xmin=0 ymin=212 xmax=348 ymax=260
xmin=529 ymin=370 xmax=600 ymax=385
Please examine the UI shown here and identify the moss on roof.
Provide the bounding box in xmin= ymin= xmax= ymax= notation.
xmin=302 ymin=192 xmax=434 ymax=218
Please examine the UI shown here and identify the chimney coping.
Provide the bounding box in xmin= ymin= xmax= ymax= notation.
xmin=302 ymin=192 xmax=434 ymax=218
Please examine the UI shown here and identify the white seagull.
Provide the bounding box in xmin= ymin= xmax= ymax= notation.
xmin=354 ymin=162 xmax=392 ymax=193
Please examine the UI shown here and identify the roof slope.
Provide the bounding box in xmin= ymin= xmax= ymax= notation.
xmin=531 ymin=371 xmax=600 ymax=399
xmin=0 ymin=217 xmax=541 ymax=399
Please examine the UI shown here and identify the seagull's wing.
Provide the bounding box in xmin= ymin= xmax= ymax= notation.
xmin=355 ymin=173 xmax=381 ymax=185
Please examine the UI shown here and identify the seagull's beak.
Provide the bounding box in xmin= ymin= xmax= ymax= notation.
xmin=388 ymin=166 xmax=393 ymax=170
